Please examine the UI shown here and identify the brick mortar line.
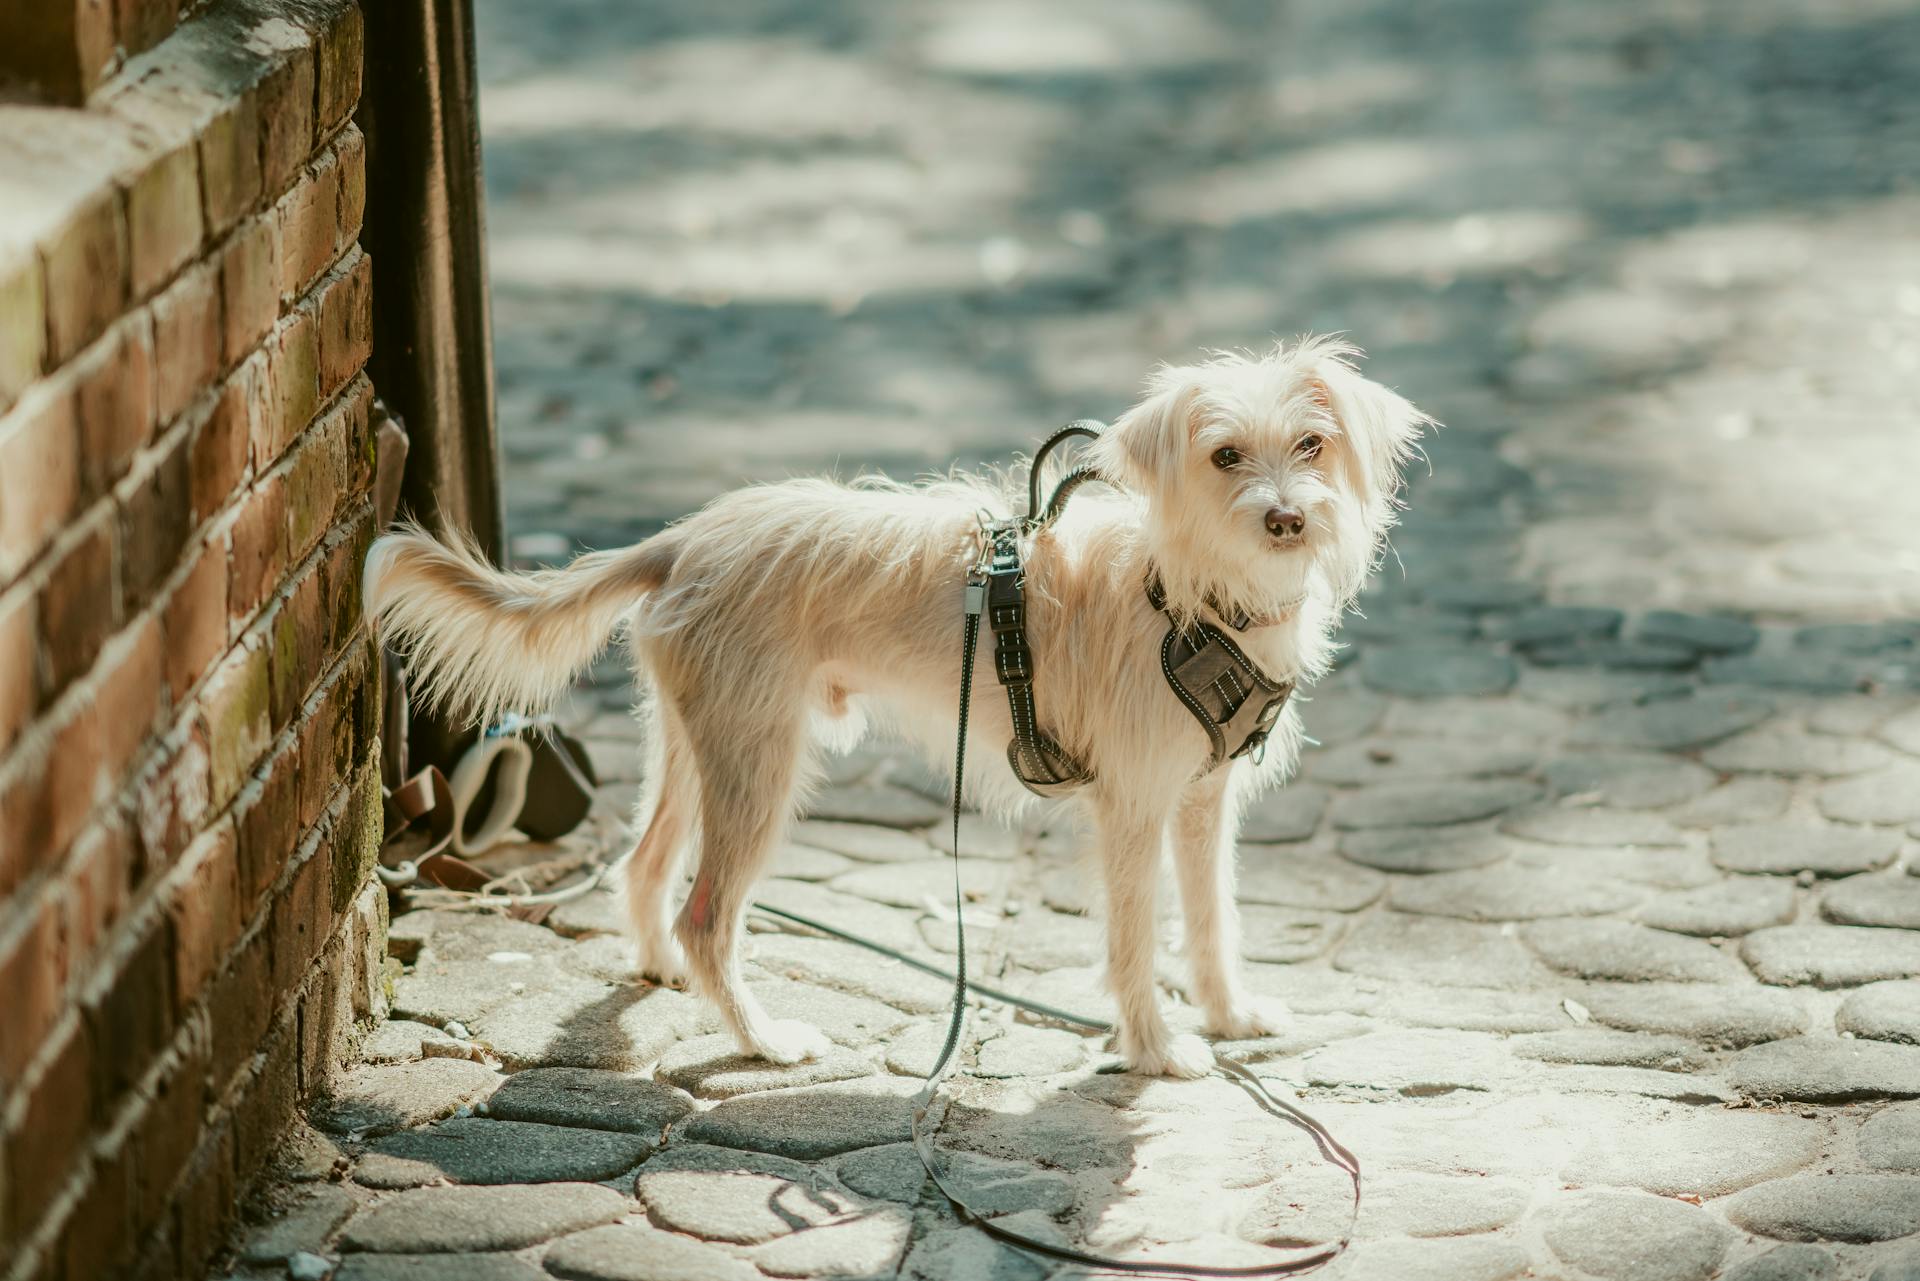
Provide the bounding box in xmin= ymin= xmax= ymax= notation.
xmin=0 ymin=622 xmax=374 ymax=1108
xmin=0 ymin=198 xmax=368 ymax=598
xmin=3 ymin=843 xmax=380 ymax=1281
xmin=2 ymin=3 xmax=355 ymax=401
xmin=0 ymin=505 xmax=374 ymax=1021
xmin=0 ymin=366 xmax=372 ymax=803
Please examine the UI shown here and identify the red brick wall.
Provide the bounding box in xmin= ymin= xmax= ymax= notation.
xmin=0 ymin=2 xmax=387 ymax=1277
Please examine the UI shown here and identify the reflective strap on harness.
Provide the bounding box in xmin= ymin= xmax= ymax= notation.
xmin=980 ymin=519 xmax=1092 ymax=797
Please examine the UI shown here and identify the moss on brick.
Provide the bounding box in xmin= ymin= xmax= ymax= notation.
xmin=204 ymin=641 xmax=273 ymax=812
xmin=331 ymin=755 xmax=381 ymax=915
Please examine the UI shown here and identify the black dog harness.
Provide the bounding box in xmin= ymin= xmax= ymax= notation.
xmin=977 ymin=423 xmax=1296 ymax=797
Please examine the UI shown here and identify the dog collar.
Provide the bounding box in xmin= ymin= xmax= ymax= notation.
xmin=1143 ymin=574 xmax=1303 ymax=632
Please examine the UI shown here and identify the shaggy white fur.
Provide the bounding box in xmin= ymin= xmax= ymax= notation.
xmin=365 ymin=337 xmax=1429 ymax=1076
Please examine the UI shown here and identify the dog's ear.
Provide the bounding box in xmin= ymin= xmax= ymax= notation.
xmin=1097 ymin=365 xmax=1205 ymax=495
xmin=1308 ymin=357 xmax=1428 ymax=517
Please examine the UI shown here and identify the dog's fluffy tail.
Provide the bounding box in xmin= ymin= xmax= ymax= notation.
xmin=364 ymin=523 xmax=678 ymax=727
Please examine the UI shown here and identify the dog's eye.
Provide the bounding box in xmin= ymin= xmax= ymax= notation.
xmin=1295 ymin=434 xmax=1323 ymax=459
xmin=1211 ymin=447 xmax=1242 ymax=470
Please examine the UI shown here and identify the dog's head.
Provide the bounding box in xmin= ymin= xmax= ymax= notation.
xmin=1094 ymin=338 xmax=1429 ymax=620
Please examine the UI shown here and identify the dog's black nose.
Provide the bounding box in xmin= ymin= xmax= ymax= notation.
xmin=1265 ymin=506 xmax=1306 ymax=539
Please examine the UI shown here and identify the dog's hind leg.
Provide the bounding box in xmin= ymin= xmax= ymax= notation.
xmin=1095 ymin=795 xmax=1210 ymax=1079
xmin=1172 ymin=769 xmax=1289 ymax=1039
xmin=673 ymin=704 xmax=831 ymax=1065
xmin=622 ymin=696 xmax=695 ymax=987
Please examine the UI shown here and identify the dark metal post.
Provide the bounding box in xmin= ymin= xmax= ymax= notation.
xmin=357 ymin=0 xmax=505 ymax=560
xmin=357 ymin=0 xmax=504 ymax=773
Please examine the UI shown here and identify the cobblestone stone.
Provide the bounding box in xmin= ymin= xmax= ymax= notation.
xmin=657 ymin=1034 xmax=876 ymax=1098
xmin=1240 ymin=783 xmax=1331 ymax=843
xmin=239 ymin=1185 xmax=359 ymax=1264
xmin=1499 ymin=804 xmax=1685 ymax=848
xmin=1538 ymin=1189 xmax=1734 ymax=1281
xmin=339 ymin=1183 xmax=630 ymax=1253
xmin=746 ymin=933 xmax=952 ymax=1014
xmin=1335 ymin=914 xmax=1550 ymax=989
xmin=1488 ymin=606 xmax=1624 ymax=646
xmin=1672 ymin=778 xmax=1795 ymax=829
xmin=1508 ymin=1030 xmax=1704 ymax=1071
xmin=1816 ymin=765 xmax=1920 ymax=825
xmin=806 ymin=784 xmax=949 ymax=829
xmin=1307 ymin=739 xmax=1535 ymax=786
xmin=1730 ymin=1038 xmax=1920 ymax=1102
xmin=636 ymin=1163 xmax=859 ymax=1244
xmin=1297 ymin=689 xmax=1388 ymax=745
xmin=772 ymin=841 xmax=858 ymax=882
xmin=830 ymin=858 xmax=1012 ymax=910
xmin=1883 ymin=709 xmax=1920 ymax=757
xmin=1862 ymin=1107 xmax=1920 ymax=1171
xmin=1823 ymin=878 xmax=1920 ymax=930
xmin=335 ymin=1256 xmax=547 ymax=1281
xmin=1524 ymin=920 xmax=1749 ymax=984
xmin=677 ymin=1078 xmax=919 ymax=1159
xmin=901 ymin=1228 xmax=1047 ymax=1281
xmin=1638 ymin=612 xmax=1761 ymax=656
xmin=975 ymin=1025 xmax=1090 ymax=1078
xmin=1636 ymin=878 xmax=1799 ymax=937
xmin=543 ymin=1223 xmax=761 ymax=1281
xmin=364 ymin=1020 xmax=466 ymax=1064
xmin=1577 ymin=983 xmax=1808 ymax=1049
xmin=1322 ymin=1236 xmax=1531 ymax=1281
xmin=1336 ymin=825 xmax=1511 ymax=873
xmin=1872 ymin=1249 xmax=1920 ymax=1281
xmin=1568 ymin=694 xmax=1772 ymax=751
xmin=1391 ymin=866 xmax=1640 ymax=921
xmin=484 ymin=1067 xmax=694 ymax=1134
xmin=832 ymin=1143 xmax=927 ymax=1204
xmin=1237 ymin=850 xmax=1386 ymax=913
xmin=467 ymin=980 xmax=710 ymax=1071
xmin=1358 ymin=645 xmax=1518 ymax=697
xmin=1723 ymin=1244 xmax=1839 ymax=1281
xmin=1540 ymin=752 xmax=1717 ymax=809
xmin=360 ymin=1117 xmax=654 ymax=1187
xmin=1558 ymin=1110 xmax=1824 ymax=1197
xmin=790 ymin=821 xmax=938 ymax=864
xmin=1838 ymin=983 xmax=1920 ymax=1045
xmin=1330 ymin=780 xmax=1543 ymax=830
xmin=1742 ymin=926 xmax=1920 ymax=988
xmin=1712 ymin=824 xmax=1901 ymax=878
xmin=749 ymin=1208 xmax=913 ymax=1278
xmin=1725 ymin=1174 xmax=1920 ymax=1243
xmin=317 ymin=1059 xmax=505 ymax=1136
xmin=1355 ymin=1172 xmax=1527 ymax=1237
xmin=1300 ymin=1029 xmax=1516 ymax=1095
xmin=1703 ymin=730 xmax=1895 ymax=778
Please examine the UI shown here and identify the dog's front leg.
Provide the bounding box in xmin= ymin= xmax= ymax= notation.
xmin=1173 ymin=768 xmax=1290 ymax=1040
xmin=1094 ymin=796 xmax=1211 ymax=1078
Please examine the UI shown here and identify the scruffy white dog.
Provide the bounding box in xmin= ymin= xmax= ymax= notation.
xmin=366 ymin=337 xmax=1427 ymax=1077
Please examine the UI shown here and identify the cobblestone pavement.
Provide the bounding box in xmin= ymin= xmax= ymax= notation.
xmin=213 ymin=0 xmax=1920 ymax=1278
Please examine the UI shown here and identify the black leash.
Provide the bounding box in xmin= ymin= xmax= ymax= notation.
xmin=884 ymin=427 xmax=1361 ymax=1277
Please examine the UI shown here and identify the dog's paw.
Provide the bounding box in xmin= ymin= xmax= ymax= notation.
xmin=636 ymin=939 xmax=690 ymax=990
xmin=749 ymin=1019 xmax=833 ymax=1066
xmin=1126 ymin=1032 xmax=1214 ymax=1080
xmin=1207 ymin=995 xmax=1292 ymax=1040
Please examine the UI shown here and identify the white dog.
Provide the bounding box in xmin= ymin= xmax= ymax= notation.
xmin=365 ymin=337 xmax=1427 ymax=1077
